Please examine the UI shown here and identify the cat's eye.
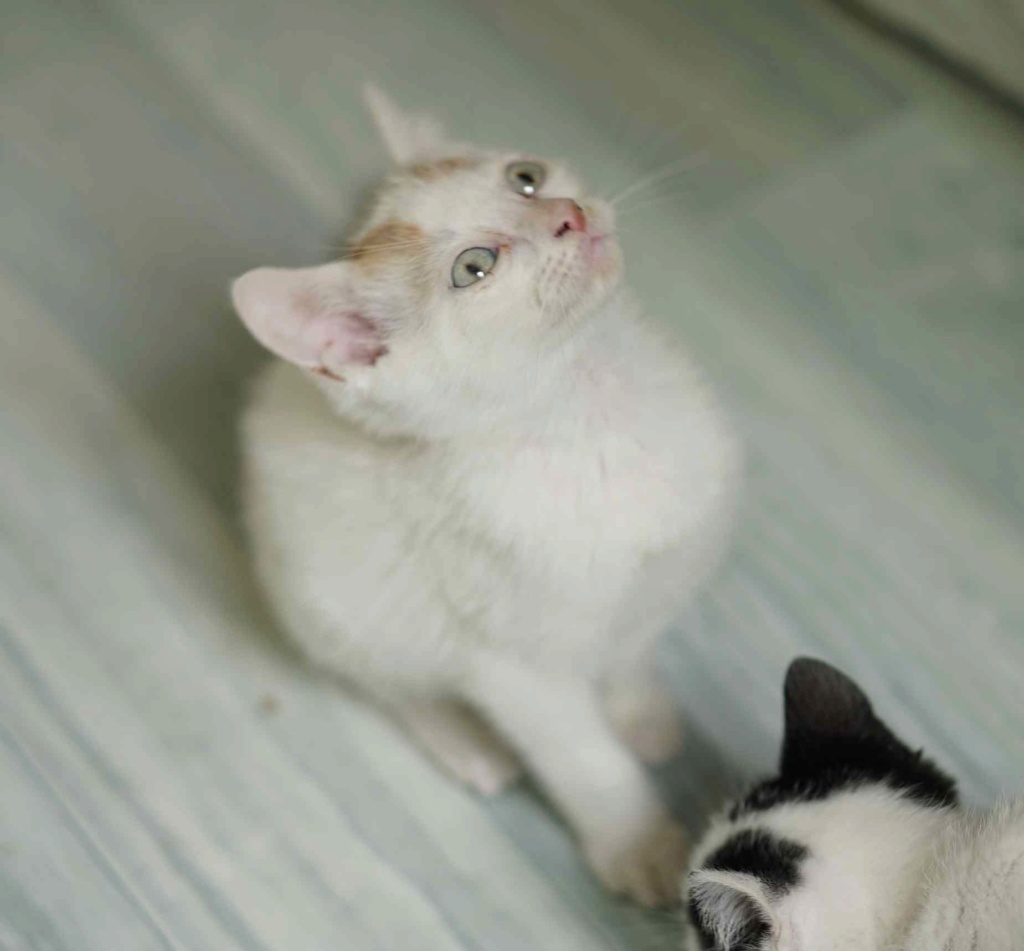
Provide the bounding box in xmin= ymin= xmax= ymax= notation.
xmin=506 ymin=160 xmax=546 ymax=197
xmin=451 ymin=247 xmax=498 ymax=288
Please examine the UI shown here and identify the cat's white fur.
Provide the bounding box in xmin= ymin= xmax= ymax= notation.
xmin=689 ymin=788 xmax=1024 ymax=950
xmin=233 ymin=88 xmax=739 ymax=905
xmin=904 ymin=797 xmax=1024 ymax=951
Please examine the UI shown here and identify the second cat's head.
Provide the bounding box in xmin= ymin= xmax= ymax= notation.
xmin=685 ymin=658 xmax=959 ymax=951
xmin=232 ymin=87 xmax=622 ymax=437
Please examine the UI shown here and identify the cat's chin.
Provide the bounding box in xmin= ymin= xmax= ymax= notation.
xmin=579 ymin=237 xmax=624 ymax=309
xmin=585 ymin=233 xmax=615 ymax=267
xmin=585 ymin=234 xmax=623 ymax=292
xmin=555 ymin=281 xmax=623 ymax=340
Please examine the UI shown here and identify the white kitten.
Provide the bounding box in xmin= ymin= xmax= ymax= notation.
xmin=232 ymin=87 xmax=739 ymax=906
xmin=686 ymin=658 xmax=1024 ymax=949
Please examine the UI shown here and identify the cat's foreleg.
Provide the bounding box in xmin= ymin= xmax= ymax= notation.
xmin=464 ymin=653 xmax=688 ymax=907
xmin=602 ymin=656 xmax=685 ymax=766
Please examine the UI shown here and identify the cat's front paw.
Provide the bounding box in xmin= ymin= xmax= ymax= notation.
xmin=585 ymin=816 xmax=689 ymax=908
xmin=605 ymin=683 xmax=685 ymax=765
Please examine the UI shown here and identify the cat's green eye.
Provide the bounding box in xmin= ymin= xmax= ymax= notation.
xmin=452 ymin=247 xmax=498 ymax=288
xmin=506 ymin=160 xmax=546 ymax=197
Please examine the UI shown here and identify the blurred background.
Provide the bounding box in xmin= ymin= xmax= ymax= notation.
xmin=2 ymin=1 xmax=1023 ymax=948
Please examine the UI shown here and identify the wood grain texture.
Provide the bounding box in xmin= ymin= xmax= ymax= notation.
xmin=1 ymin=0 xmax=1023 ymax=947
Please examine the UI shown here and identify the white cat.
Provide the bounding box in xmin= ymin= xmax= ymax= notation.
xmin=686 ymin=658 xmax=1024 ymax=949
xmin=231 ymin=87 xmax=739 ymax=906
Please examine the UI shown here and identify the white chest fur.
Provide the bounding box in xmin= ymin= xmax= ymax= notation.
xmin=243 ymin=310 xmax=737 ymax=685
xmin=437 ymin=314 xmax=737 ymax=573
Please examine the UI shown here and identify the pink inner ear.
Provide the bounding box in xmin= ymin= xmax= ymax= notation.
xmin=232 ymin=266 xmax=387 ymax=374
xmin=294 ymin=295 xmax=388 ymax=371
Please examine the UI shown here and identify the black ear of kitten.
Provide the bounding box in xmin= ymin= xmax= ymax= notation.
xmin=730 ymin=657 xmax=957 ymax=820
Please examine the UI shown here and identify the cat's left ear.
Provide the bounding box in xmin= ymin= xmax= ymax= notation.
xmin=687 ymin=869 xmax=777 ymax=950
xmin=364 ymin=85 xmax=450 ymax=165
xmin=780 ymin=658 xmax=894 ymax=772
xmin=780 ymin=657 xmax=959 ymax=806
xmin=231 ymin=262 xmax=386 ymax=379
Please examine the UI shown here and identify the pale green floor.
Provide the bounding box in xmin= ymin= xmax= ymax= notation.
xmin=2 ymin=2 xmax=1024 ymax=949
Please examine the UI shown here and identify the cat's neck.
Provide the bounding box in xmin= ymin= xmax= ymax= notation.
xmin=451 ymin=292 xmax=697 ymax=447
xmin=328 ymin=288 xmax=691 ymax=445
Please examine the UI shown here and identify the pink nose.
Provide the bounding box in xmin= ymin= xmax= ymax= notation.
xmin=541 ymin=198 xmax=587 ymax=238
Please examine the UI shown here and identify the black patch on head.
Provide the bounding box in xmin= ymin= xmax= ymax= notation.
xmin=703 ymin=827 xmax=807 ymax=889
xmin=687 ymin=828 xmax=807 ymax=950
xmin=731 ymin=658 xmax=958 ymax=820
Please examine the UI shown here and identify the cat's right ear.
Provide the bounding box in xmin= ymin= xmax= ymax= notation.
xmin=363 ymin=84 xmax=449 ymax=165
xmin=231 ymin=262 xmax=386 ymax=380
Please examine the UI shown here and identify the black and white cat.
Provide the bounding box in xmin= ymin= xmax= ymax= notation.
xmin=686 ymin=658 xmax=1024 ymax=950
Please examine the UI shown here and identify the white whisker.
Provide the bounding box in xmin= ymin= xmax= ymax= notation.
xmin=608 ymin=152 xmax=709 ymax=208
xmin=614 ymin=183 xmax=706 ymax=219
